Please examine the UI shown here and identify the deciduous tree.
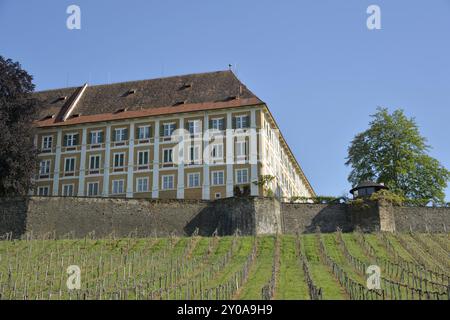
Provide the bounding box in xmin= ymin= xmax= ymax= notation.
xmin=0 ymin=56 xmax=38 ymax=196
xmin=346 ymin=107 xmax=449 ymax=204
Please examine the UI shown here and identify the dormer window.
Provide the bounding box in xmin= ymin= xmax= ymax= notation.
xmin=114 ymin=107 xmax=128 ymax=114
xmin=172 ymin=101 xmax=186 ymax=106
xmin=180 ymin=83 xmax=192 ymax=90
xmin=40 ymin=114 xmax=55 ymax=121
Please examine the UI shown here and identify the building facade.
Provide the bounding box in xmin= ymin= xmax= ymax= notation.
xmin=33 ymin=71 xmax=314 ymax=200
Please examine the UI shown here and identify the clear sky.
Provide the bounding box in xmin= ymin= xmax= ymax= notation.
xmin=1 ymin=0 xmax=449 ymax=199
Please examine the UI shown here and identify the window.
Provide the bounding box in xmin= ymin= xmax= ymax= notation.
xmin=188 ymin=120 xmax=201 ymax=135
xmin=236 ymin=169 xmax=249 ymax=184
xmin=138 ymin=150 xmax=149 ymax=167
xmin=89 ymin=155 xmax=101 ymax=173
xmin=138 ymin=126 xmax=151 ymax=139
xmin=62 ymin=184 xmax=74 ymax=196
xmin=38 ymin=186 xmax=50 ymax=196
xmin=136 ymin=177 xmax=149 ymax=192
xmin=189 ymin=145 xmax=200 ymax=164
xmin=112 ymin=179 xmax=125 ymax=194
xmin=211 ymin=143 xmax=223 ymax=159
xmin=212 ymin=171 xmax=225 ymax=186
xmin=64 ymin=157 xmax=76 ymax=175
xmin=113 ymin=153 xmax=125 ymax=168
xmin=64 ymin=133 xmax=77 ymax=147
xmin=211 ymin=118 xmax=224 ymax=130
xmin=163 ymin=148 xmax=173 ymax=164
xmin=163 ymin=123 xmax=175 ymax=137
xmin=162 ymin=175 xmax=174 ymax=190
xmin=90 ymin=130 xmax=103 ymax=144
xmin=87 ymin=182 xmax=99 ymax=196
xmin=39 ymin=160 xmax=51 ymax=176
xmin=235 ymin=115 xmax=249 ymax=129
xmin=42 ymin=136 xmax=53 ymax=150
xmin=114 ymin=128 xmax=127 ymax=142
xmin=235 ymin=141 xmax=247 ymax=158
xmin=187 ymin=172 xmax=200 ymax=188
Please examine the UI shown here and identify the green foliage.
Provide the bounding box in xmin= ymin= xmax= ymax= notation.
xmin=346 ymin=107 xmax=450 ymax=204
xmin=253 ymin=175 xmax=275 ymax=197
xmin=369 ymin=189 xmax=405 ymax=206
xmin=347 ymin=198 xmax=370 ymax=210
xmin=289 ymin=195 xmax=344 ymax=204
xmin=0 ymin=56 xmax=39 ymax=196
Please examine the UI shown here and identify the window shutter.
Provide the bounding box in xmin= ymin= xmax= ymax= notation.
xmin=112 ymin=130 xmax=116 ymax=142
xmin=74 ymin=134 xmax=79 ymax=146
xmin=209 ymin=120 xmax=213 ymax=129
xmin=99 ymin=131 xmax=104 ymax=143
xmin=245 ymin=115 xmax=250 ymax=128
xmin=220 ymin=119 xmax=225 ymax=130
xmin=232 ymin=117 xmax=236 ymax=129
xmin=160 ymin=125 xmax=165 ymax=137
xmin=136 ymin=127 xmax=140 ymax=139
xmin=149 ymin=126 xmax=152 ymax=138
xmin=63 ymin=135 xmax=68 ymax=147
xmin=124 ymin=128 xmax=128 ymax=140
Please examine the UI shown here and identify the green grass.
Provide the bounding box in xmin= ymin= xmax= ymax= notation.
xmin=238 ymin=236 xmax=275 ymax=299
xmin=275 ymin=235 xmax=309 ymax=299
xmin=302 ymin=235 xmax=347 ymax=300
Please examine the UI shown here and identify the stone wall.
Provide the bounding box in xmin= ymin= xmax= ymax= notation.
xmin=0 ymin=196 xmax=280 ymax=239
xmin=281 ymin=203 xmax=352 ymax=233
xmin=0 ymin=196 xmax=449 ymax=238
xmin=393 ymin=206 xmax=450 ymax=232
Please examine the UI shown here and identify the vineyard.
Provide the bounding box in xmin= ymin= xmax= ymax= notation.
xmin=0 ymin=232 xmax=449 ymax=300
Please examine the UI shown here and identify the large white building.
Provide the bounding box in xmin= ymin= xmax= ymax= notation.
xmin=33 ymin=71 xmax=315 ymax=200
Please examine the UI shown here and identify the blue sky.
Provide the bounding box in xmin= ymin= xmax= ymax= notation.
xmin=1 ymin=0 xmax=449 ymax=199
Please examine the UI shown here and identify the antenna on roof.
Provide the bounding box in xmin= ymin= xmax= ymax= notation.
xmin=228 ymin=64 xmax=232 ymax=70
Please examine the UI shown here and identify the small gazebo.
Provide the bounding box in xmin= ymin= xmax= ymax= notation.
xmin=349 ymin=181 xmax=388 ymax=199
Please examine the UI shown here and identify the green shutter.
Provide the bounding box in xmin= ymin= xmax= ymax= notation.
xmin=63 ymin=135 xmax=68 ymax=147
xmin=160 ymin=124 xmax=165 ymax=137
xmin=99 ymin=131 xmax=104 ymax=143
xmin=74 ymin=134 xmax=79 ymax=146
xmin=245 ymin=115 xmax=250 ymax=128
xmin=232 ymin=117 xmax=236 ymax=129
xmin=124 ymin=128 xmax=128 ymax=140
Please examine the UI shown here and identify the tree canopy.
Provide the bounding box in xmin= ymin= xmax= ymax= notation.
xmin=346 ymin=107 xmax=449 ymax=205
xmin=0 ymin=56 xmax=39 ymax=196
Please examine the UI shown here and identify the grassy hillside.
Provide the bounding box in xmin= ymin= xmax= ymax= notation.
xmin=0 ymin=232 xmax=448 ymax=300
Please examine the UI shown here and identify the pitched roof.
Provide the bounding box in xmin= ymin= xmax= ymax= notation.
xmin=33 ymin=70 xmax=262 ymax=127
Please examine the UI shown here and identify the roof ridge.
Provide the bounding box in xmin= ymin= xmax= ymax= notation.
xmin=34 ymin=70 xmax=232 ymax=93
